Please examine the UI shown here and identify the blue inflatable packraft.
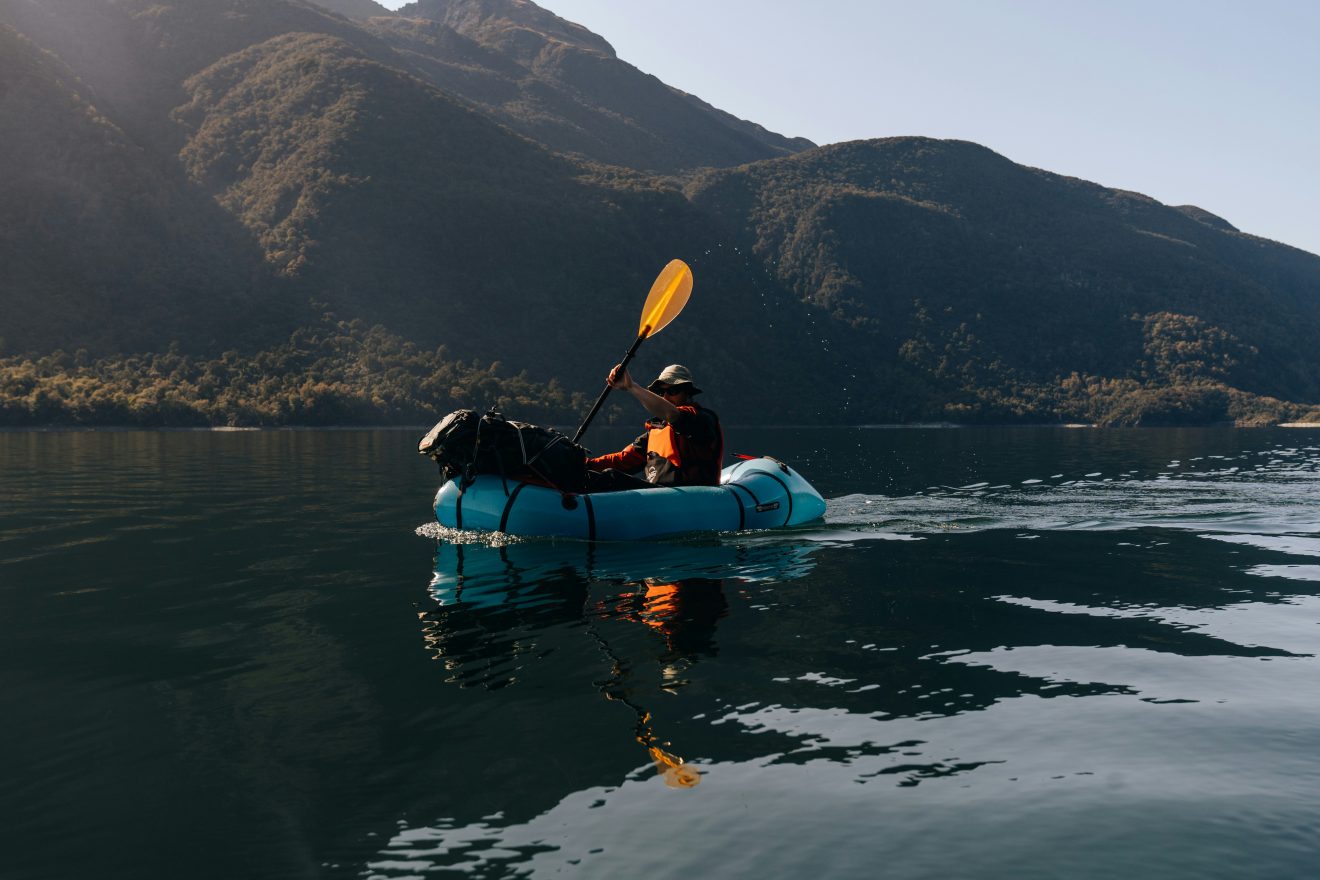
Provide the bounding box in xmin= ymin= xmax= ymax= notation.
xmin=434 ymin=456 xmax=826 ymax=540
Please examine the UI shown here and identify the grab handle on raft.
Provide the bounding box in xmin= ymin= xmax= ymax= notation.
xmin=572 ymin=259 xmax=692 ymax=444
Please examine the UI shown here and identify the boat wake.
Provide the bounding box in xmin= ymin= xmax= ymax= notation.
xmin=824 ymin=445 xmax=1320 ymax=537
xmin=415 ymin=521 xmax=526 ymax=546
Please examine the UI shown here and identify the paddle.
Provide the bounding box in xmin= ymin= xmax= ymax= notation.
xmin=572 ymin=259 xmax=693 ymax=444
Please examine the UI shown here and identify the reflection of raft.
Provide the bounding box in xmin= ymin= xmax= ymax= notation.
xmin=431 ymin=537 xmax=820 ymax=608
xmin=433 ymin=457 xmax=827 ymax=540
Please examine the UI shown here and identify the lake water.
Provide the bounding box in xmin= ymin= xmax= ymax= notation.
xmin=4 ymin=426 xmax=1320 ymax=879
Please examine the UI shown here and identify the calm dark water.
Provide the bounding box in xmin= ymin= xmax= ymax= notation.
xmin=4 ymin=426 xmax=1320 ymax=879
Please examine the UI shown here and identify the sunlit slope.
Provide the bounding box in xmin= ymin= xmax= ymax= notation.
xmin=0 ymin=0 xmax=403 ymax=150
xmin=0 ymin=24 xmax=280 ymax=354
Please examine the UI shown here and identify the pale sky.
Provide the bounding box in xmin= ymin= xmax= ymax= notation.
xmin=378 ymin=1 xmax=1320 ymax=257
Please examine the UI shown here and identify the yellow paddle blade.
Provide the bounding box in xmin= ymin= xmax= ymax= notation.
xmin=637 ymin=259 xmax=693 ymax=338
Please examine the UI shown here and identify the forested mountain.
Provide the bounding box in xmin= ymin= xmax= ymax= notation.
xmin=1 ymin=0 xmax=1318 ymax=427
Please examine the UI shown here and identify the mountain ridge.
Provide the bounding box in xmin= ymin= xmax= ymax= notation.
xmin=370 ymin=0 xmax=813 ymax=172
xmin=398 ymin=0 xmax=617 ymax=59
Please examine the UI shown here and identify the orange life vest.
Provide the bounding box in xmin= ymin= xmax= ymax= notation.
xmin=642 ymin=405 xmax=723 ymax=486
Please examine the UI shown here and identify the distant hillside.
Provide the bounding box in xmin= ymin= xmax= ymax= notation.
xmin=688 ymin=138 xmax=1320 ymax=420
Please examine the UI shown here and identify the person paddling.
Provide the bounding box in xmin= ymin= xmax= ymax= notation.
xmin=585 ymin=364 xmax=724 ymax=492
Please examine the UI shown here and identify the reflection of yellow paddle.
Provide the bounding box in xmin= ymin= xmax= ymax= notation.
xmin=572 ymin=259 xmax=693 ymax=443
xmin=637 ymin=711 xmax=702 ymax=788
xmin=648 ymin=745 xmax=702 ymax=788
xmin=589 ymin=611 xmax=704 ymax=789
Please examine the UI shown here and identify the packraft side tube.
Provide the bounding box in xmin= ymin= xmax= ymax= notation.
xmin=433 ymin=456 xmax=827 ymax=540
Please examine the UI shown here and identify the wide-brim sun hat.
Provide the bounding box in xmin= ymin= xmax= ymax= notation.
xmin=648 ymin=363 xmax=703 ymax=395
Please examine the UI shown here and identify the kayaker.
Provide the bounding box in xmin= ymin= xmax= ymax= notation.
xmin=585 ymin=364 xmax=724 ymax=492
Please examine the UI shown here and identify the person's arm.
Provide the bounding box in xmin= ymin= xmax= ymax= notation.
xmin=606 ymin=364 xmax=682 ymax=422
xmin=587 ymin=441 xmax=645 ymax=472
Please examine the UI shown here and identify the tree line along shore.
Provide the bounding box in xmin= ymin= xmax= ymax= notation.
xmin=3 ymin=317 xmax=1317 ymax=430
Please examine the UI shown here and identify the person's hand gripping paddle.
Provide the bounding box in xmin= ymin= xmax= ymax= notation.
xmin=572 ymin=260 xmax=693 ymax=444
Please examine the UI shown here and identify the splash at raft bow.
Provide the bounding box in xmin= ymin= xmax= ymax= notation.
xmin=418 ymin=259 xmax=826 ymax=539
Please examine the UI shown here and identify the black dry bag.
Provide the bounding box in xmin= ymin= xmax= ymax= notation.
xmin=419 ymin=409 xmax=587 ymax=493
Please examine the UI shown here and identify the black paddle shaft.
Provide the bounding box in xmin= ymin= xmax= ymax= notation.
xmin=572 ymin=330 xmax=648 ymax=444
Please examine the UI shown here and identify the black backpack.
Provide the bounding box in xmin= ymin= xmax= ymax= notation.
xmin=418 ymin=409 xmax=587 ymax=493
